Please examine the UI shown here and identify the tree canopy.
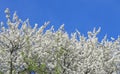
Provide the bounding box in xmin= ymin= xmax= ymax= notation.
xmin=0 ymin=8 xmax=120 ymax=74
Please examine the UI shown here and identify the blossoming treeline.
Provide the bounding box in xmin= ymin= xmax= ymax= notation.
xmin=0 ymin=8 xmax=120 ymax=74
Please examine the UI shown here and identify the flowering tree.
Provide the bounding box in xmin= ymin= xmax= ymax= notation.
xmin=0 ymin=8 xmax=120 ymax=74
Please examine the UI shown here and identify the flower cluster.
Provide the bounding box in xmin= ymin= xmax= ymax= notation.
xmin=0 ymin=8 xmax=120 ymax=74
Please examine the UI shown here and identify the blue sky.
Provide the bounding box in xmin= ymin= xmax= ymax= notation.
xmin=0 ymin=0 xmax=120 ymax=40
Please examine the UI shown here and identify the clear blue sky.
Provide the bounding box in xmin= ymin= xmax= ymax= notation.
xmin=0 ymin=0 xmax=120 ymax=40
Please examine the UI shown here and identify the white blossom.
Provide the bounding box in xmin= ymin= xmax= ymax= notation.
xmin=0 ymin=8 xmax=120 ymax=74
